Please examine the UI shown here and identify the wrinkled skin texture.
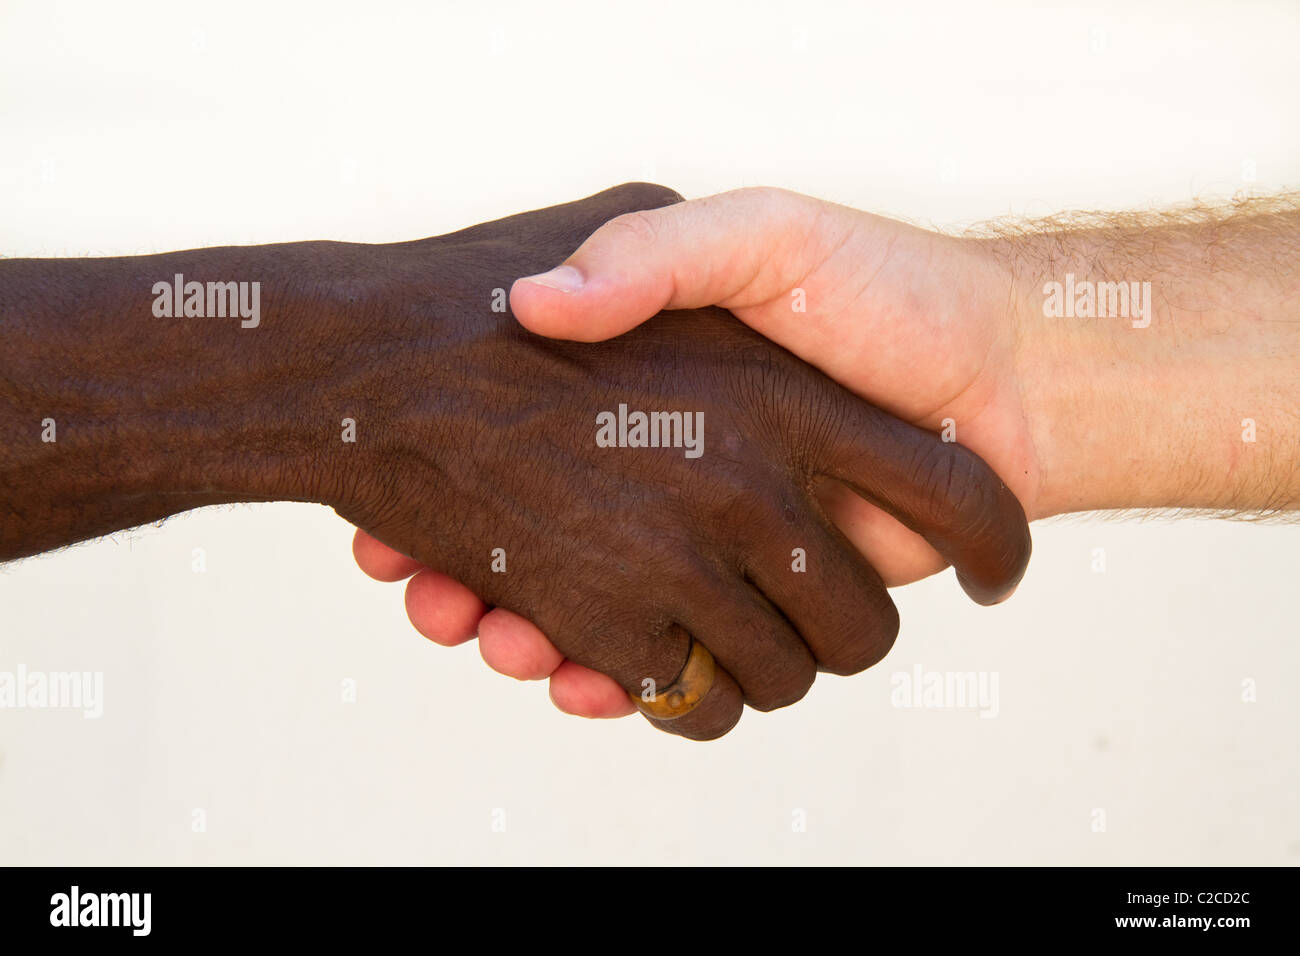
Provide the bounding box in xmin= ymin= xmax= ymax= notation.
xmin=324 ymin=184 xmax=1032 ymax=739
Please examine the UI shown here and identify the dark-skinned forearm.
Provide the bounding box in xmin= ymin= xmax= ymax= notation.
xmin=0 ymin=241 xmax=395 ymax=561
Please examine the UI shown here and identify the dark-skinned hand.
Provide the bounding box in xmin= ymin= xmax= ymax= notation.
xmin=328 ymin=183 xmax=1031 ymax=739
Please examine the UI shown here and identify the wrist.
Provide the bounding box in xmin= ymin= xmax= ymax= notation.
xmin=141 ymin=241 xmax=357 ymax=507
xmin=1006 ymin=269 xmax=1168 ymax=517
xmin=998 ymin=219 xmax=1300 ymax=517
xmin=65 ymin=240 xmax=383 ymax=508
xmin=210 ymin=238 xmax=449 ymax=513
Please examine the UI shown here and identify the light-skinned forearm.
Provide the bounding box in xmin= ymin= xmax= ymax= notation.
xmin=985 ymin=197 xmax=1300 ymax=518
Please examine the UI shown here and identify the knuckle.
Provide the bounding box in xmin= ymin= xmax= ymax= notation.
xmin=725 ymin=347 xmax=844 ymax=470
xmin=602 ymin=209 xmax=662 ymax=246
xmin=732 ymin=615 xmax=817 ymax=711
xmin=816 ymin=603 xmax=900 ymax=676
xmin=543 ymin=605 xmax=651 ymax=685
xmin=745 ymin=654 xmax=816 ymax=711
xmin=730 ymin=185 xmax=807 ymax=225
xmin=731 ymin=185 xmax=781 ymax=211
xmin=608 ymin=181 xmax=684 ymax=209
xmin=684 ymin=459 xmax=775 ymax=529
xmin=915 ymin=441 xmax=987 ymax=531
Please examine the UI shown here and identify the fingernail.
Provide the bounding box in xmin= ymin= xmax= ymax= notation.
xmin=521 ymin=264 xmax=584 ymax=293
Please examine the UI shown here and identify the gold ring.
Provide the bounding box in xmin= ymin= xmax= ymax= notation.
xmin=632 ymin=639 xmax=715 ymax=720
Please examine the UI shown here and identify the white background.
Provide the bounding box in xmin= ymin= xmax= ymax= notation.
xmin=1 ymin=0 xmax=1296 ymax=864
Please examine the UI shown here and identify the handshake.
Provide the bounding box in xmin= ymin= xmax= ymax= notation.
xmin=6 ymin=182 xmax=1293 ymax=740
xmin=342 ymin=182 xmax=1034 ymax=740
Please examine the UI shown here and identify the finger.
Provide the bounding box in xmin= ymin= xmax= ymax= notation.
xmin=403 ymin=569 xmax=488 ymax=646
xmin=353 ymin=528 xmax=423 ymax=582
xmin=510 ymin=187 xmax=831 ymax=341
xmin=549 ymin=659 xmax=637 ymax=719
xmin=816 ymin=479 xmax=949 ymax=586
xmin=672 ymin=578 xmax=817 ymax=711
xmin=816 ymin=401 xmax=1032 ymax=605
xmin=478 ymin=608 xmax=564 ymax=680
xmin=741 ymin=501 xmax=900 ymax=676
xmin=560 ymin=619 xmax=744 ymax=741
xmin=641 ymin=661 xmax=744 ymax=742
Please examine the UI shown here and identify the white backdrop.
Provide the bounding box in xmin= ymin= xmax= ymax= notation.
xmin=1 ymin=0 xmax=1296 ymax=865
